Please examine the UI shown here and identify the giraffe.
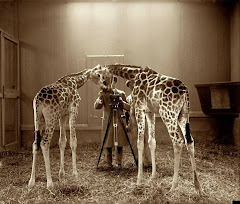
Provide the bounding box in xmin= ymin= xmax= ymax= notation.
xmin=28 ymin=67 xmax=94 ymax=189
xmin=92 ymin=64 xmax=201 ymax=193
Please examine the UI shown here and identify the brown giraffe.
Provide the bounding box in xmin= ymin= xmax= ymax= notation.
xmin=92 ymin=64 xmax=201 ymax=193
xmin=28 ymin=67 xmax=94 ymax=189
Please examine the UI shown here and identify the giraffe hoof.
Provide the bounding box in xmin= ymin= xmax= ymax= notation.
xmin=170 ymin=182 xmax=178 ymax=191
xmin=151 ymin=173 xmax=157 ymax=179
xmin=194 ymin=184 xmax=202 ymax=195
xmin=72 ymin=171 xmax=78 ymax=179
xmin=47 ymin=184 xmax=54 ymax=191
xmin=28 ymin=180 xmax=35 ymax=189
xmin=59 ymin=170 xmax=65 ymax=179
xmin=47 ymin=180 xmax=54 ymax=190
xmin=148 ymin=176 xmax=157 ymax=184
xmin=194 ymin=179 xmax=201 ymax=194
xmin=136 ymin=178 xmax=142 ymax=185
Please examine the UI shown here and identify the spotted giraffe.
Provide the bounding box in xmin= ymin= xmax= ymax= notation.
xmin=92 ymin=64 xmax=201 ymax=193
xmin=28 ymin=67 xmax=94 ymax=189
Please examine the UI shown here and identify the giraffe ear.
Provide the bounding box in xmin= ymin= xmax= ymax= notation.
xmin=113 ymin=76 xmax=118 ymax=84
xmin=126 ymin=80 xmax=134 ymax=87
xmin=93 ymin=64 xmax=101 ymax=71
xmin=96 ymin=64 xmax=101 ymax=69
xmin=126 ymin=80 xmax=131 ymax=87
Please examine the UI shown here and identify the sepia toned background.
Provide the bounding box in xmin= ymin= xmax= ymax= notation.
xmin=0 ymin=0 xmax=239 ymax=148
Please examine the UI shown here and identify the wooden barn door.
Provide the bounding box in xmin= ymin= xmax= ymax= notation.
xmin=0 ymin=30 xmax=20 ymax=148
xmin=86 ymin=55 xmax=125 ymax=128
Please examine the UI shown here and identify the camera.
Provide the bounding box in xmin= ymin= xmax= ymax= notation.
xmin=109 ymin=94 xmax=120 ymax=108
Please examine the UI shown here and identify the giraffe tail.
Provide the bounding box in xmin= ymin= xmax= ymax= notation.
xmin=183 ymin=89 xmax=194 ymax=144
xmin=36 ymin=130 xmax=41 ymax=150
xmin=33 ymin=97 xmax=43 ymax=150
xmin=185 ymin=123 xmax=193 ymax=144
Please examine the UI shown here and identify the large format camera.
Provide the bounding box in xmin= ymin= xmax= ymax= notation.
xmin=109 ymin=94 xmax=120 ymax=108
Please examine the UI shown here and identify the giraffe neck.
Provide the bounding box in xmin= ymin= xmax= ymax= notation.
xmin=106 ymin=64 xmax=142 ymax=80
xmin=74 ymin=69 xmax=91 ymax=89
xmin=58 ymin=69 xmax=91 ymax=89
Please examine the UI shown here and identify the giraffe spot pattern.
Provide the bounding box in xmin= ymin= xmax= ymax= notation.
xmin=47 ymin=89 xmax=53 ymax=95
xmin=163 ymin=97 xmax=168 ymax=102
xmin=120 ymin=71 xmax=124 ymax=77
xmin=136 ymin=80 xmax=141 ymax=86
xmin=142 ymin=80 xmax=147 ymax=86
xmin=161 ymin=76 xmax=167 ymax=80
xmin=141 ymin=73 xmax=146 ymax=80
xmin=165 ymin=88 xmax=170 ymax=94
xmin=168 ymin=93 xmax=173 ymax=99
xmin=138 ymin=90 xmax=145 ymax=97
xmin=130 ymin=74 xmax=135 ymax=79
xmin=161 ymin=84 xmax=166 ymax=90
xmin=172 ymin=87 xmax=178 ymax=93
xmin=146 ymin=88 xmax=151 ymax=95
xmin=166 ymin=81 xmax=173 ymax=87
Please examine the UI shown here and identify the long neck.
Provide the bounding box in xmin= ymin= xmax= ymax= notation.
xmin=106 ymin=64 xmax=142 ymax=80
xmin=74 ymin=69 xmax=91 ymax=89
xmin=58 ymin=69 xmax=91 ymax=89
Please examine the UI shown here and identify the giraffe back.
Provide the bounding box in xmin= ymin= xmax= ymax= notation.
xmin=132 ymin=69 xmax=189 ymax=118
xmin=34 ymin=78 xmax=81 ymax=127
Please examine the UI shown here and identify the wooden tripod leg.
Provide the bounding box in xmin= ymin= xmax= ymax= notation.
xmin=117 ymin=111 xmax=138 ymax=167
xmin=97 ymin=109 xmax=113 ymax=167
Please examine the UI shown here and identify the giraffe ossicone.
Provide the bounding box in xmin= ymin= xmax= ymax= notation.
xmin=28 ymin=66 xmax=97 ymax=189
xmin=93 ymin=64 xmax=201 ymax=193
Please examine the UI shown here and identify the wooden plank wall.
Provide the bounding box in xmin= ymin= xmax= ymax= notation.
xmin=0 ymin=1 xmax=18 ymax=38
xmin=17 ymin=1 xmax=232 ymax=146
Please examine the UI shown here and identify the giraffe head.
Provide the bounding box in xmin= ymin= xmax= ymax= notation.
xmin=91 ymin=64 xmax=114 ymax=91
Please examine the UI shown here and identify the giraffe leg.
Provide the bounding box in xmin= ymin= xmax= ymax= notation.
xmin=171 ymin=142 xmax=183 ymax=190
xmin=69 ymin=113 xmax=78 ymax=179
xmin=145 ymin=112 xmax=156 ymax=180
xmin=143 ymin=122 xmax=152 ymax=167
xmin=178 ymin=115 xmax=201 ymax=193
xmin=29 ymin=108 xmax=44 ymax=189
xmin=28 ymin=139 xmax=38 ymax=188
xmin=41 ymin=125 xmax=54 ymax=190
xmin=136 ymin=109 xmax=145 ymax=185
xmin=59 ymin=115 xmax=68 ymax=179
xmin=161 ymin=115 xmax=183 ymax=191
xmin=187 ymin=141 xmax=201 ymax=193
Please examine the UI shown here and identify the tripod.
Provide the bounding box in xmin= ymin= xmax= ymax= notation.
xmin=97 ymin=94 xmax=138 ymax=167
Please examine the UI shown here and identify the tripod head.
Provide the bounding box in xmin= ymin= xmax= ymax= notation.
xmin=109 ymin=94 xmax=120 ymax=109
